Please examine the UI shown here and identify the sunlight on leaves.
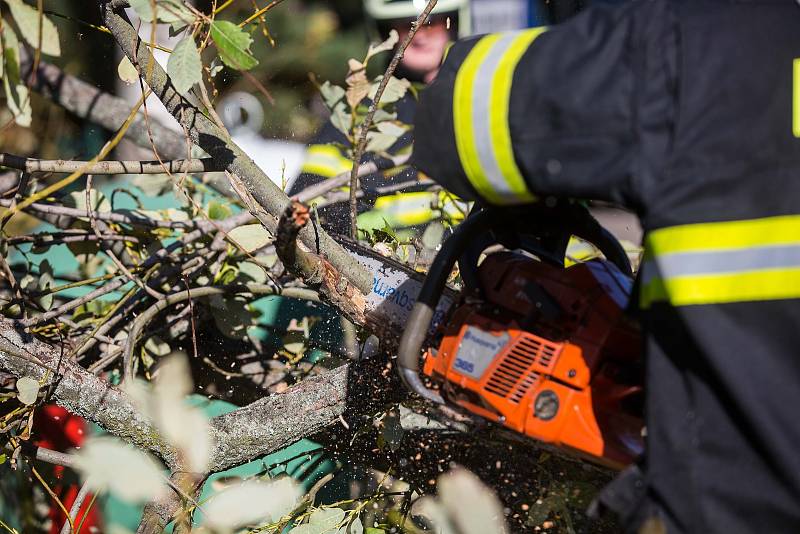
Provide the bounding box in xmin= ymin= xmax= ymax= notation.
xmin=201 ymin=477 xmax=302 ymax=532
xmin=168 ymin=35 xmax=203 ymax=95
xmin=15 ymin=376 xmax=39 ymax=405
xmin=210 ymin=20 xmax=258 ymax=71
xmin=438 ymin=468 xmax=509 ymax=534
xmin=74 ymin=437 xmax=167 ymax=503
xmin=153 ymin=354 xmax=211 ymax=472
xmin=117 ymin=55 xmax=140 ymax=84
xmin=228 ymin=223 xmax=271 ymax=253
xmin=4 ymin=0 xmax=60 ymax=57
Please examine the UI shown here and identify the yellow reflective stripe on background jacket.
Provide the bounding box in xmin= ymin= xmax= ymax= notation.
xmin=640 ymin=215 xmax=800 ymax=308
xmin=301 ymin=144 xmax=353 ymax=178
xmin=371 ymin=191 xmax=469 ymax=228
xmin=453 ymin=28 xmax=547 ymax=205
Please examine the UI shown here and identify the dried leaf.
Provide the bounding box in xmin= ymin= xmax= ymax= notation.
xmin=365 ymin=29 xmax=398 ymax=63
xmin=15 ymin=376 xmax=39 ymax=405
xmin=345 ymin=69 xmax=370 ymax=109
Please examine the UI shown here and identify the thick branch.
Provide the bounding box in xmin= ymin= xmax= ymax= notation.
xmin=100 ymin=5 xmax=372 ymax=297
xmin=20 ymin=49 xmax=188 ymax=159
xmin=0 ymin=318 xmax=179 ymax=466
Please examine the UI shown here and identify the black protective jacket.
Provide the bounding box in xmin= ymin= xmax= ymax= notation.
xmin=412 ymin=1 xmax=800 ymax=532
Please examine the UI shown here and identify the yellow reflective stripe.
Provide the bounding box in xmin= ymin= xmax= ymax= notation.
xmin=453 ymin=29 xmax=546 ymax=205
xmin=301 ymin=144 xmax=352 ymax=178
xmin=642 ymin=268 xmax=800 ymax=308
xmin=647 ymin=215 xmax=800 ymax=255
xmin=489 ymin=28 xmax=546 ymax=202
xmin=641 ymin=216 xmax=800 ymax=308
xmin=454 ymin=34 xmax=501 ymax=202
xmin=794 ymin=58 xmax=800 ymax=138
xmin=374 ymin=192 xmax=436 ymax=226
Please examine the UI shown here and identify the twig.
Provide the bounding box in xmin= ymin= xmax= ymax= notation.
xmin=121 ymin=284 xmax=318 ymax=382
xmin=59 ymin=478 xmax=92 ymax=534
xmin=18 ymin=211 xmax=254 ymax=328
xmin=0 ymin=153 xmax=220 ymax=175
xmin=102 ymin=5 xmax=373 ymax=294
xmin=347 ymin=0 xmax=439 ymax=238
xmin=1 ymin=91 xmax=149 ymax=224
xmin=5 ymin=232 xmax=140 ymax=246
xmin=292 ymin=154 xmax=410 ymax=203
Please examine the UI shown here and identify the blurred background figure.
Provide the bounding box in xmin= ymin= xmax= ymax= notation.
xmin=288 ymin=0 xmax=471 ymax=240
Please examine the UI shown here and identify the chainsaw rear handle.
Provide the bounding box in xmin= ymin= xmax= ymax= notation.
xmin=398 ymin=209 xmax=497 ymax=402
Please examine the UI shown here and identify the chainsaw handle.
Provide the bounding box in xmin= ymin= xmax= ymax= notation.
xmin=398 ymin=209 xmax=497 ymax=402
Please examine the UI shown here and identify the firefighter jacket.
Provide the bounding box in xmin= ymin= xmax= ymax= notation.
xmin=288 ymin=93 xmax=465 ymax=236
xmin=412 ymin=1 xmax=800 ymax=533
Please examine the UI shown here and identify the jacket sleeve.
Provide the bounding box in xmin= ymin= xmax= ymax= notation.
xmin=411 ymin=1 xmax=676 ymax=210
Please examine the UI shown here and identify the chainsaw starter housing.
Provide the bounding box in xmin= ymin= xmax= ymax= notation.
xmin=422 ymin=251 xmax=644 ymax=468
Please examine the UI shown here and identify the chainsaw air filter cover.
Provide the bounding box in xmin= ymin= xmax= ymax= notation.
xmin=422 ymin=251 xmax=644 ymax=468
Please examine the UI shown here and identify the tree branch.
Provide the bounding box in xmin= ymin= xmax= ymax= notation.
xmin=348 ymin=0 xmax=438 ymax=238
xmin=99 ymin=5 xmax=373 ymax=299
xmin=19 ymin=48 xmax=188 ymax=159
xmin=0 ymin=153 xmax=220 ymax=175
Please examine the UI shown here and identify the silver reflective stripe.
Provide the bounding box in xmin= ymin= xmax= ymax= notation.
xmin=471 ymin=32 xmax=521 ymax=203
xmin=641 ymin=244 xmax=800 ymax=284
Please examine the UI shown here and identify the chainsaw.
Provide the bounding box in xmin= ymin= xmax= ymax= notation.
xmin=338 ymin=203 xmax=644 ymax=469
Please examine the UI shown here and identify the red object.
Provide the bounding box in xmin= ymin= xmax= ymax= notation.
xmin=34 ymin=405 xmax=102 ymax=534
xmin=423 ymin=252 xmax=644 ymax=469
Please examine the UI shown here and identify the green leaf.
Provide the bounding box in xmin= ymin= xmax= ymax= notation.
xmin=129 ymin=0 xmax=192 ymax=24
xmin=380 ymin=409 xmax=404 ymax=452
xmin=5 ymin=81 xmax=31 ymax=126
xmin=167 ymin=35 xmax=202 ymax=95
xmin=330 ymin=102 xmax=352 ymax=137
xmin=1 ymin=25 xmax=22 ymax=83
xmin=288 ymin=524 xmax=329 ymax=534
xmin=309 ymin=507 xmax=345 ymax=529
xmin=132 ymin=173 xmax=173 ymax=197
xmin=319 ymin=81 xmax=345 ymax=109
xmin=210 ymin=20 xmax=258 ymax=71
xmin=117 ymin=55 xmax=139 ymax=84
xmin=368 ymin=76 xmax=410 ymax=105
xmin=0 ymin=454 xmax=6 ymax=465
xmin=4 ymin=0 xmax=60 ymax=57
xmin=365 ymin=131 xmax=397 ymax=154
xmin=339 ymin=518 xmax=363 ymax=534
xmin=364 ymin=529 xmax=385 ymax=534
xmin=228 ymin=223 xmax=271 ymax=253
xmin=235 ymin=260 xmax=267 ymax=284
xmin=211 ymin=295 xmax=257 ymax=340
xmin=207 ymin=200 xmax=232 ymax=220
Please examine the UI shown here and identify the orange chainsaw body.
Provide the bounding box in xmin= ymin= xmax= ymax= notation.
xmin=422 ymin=252 xmax=644 ymax=468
